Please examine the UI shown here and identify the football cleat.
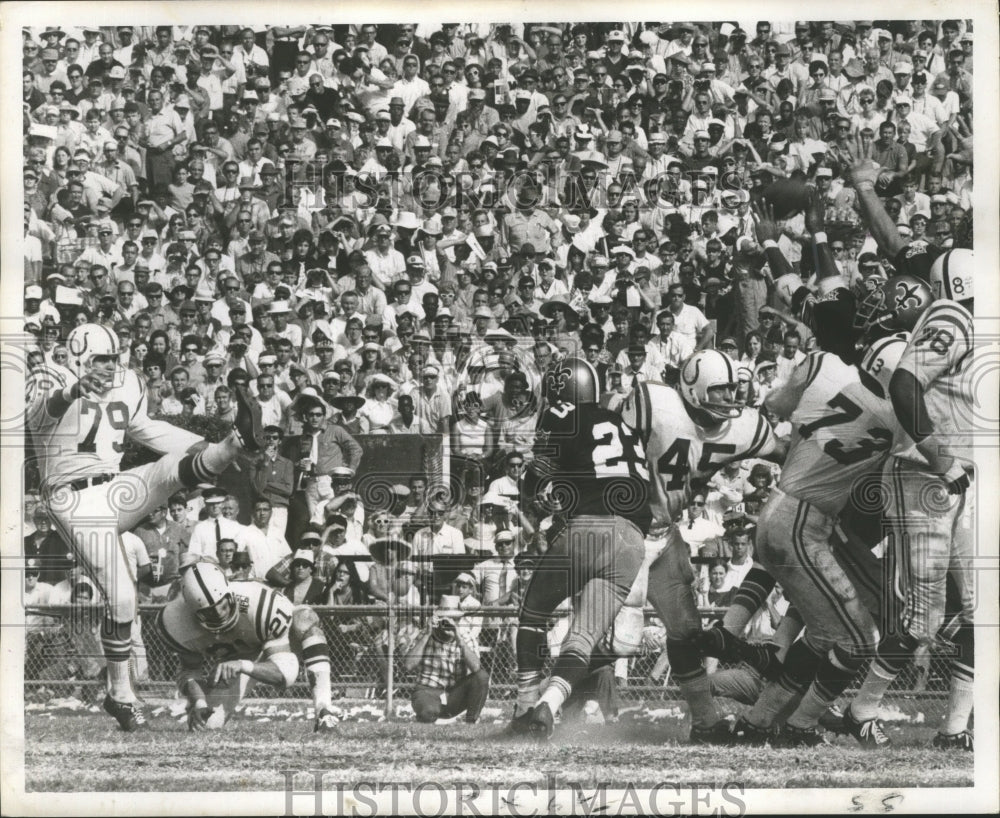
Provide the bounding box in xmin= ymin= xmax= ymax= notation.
xmin=689 ymin=718 xmax=735 ymax=745
xmin=314 ymin=708 xmax=338 ymax=733
xmin=527 ymin=702 xmax=555 ymax=741
xmin=233 ymin=383 xmax=265 ymax=452
xmin=932 ymin=730 xmax=973 ymax=752
xmin=505 ymin=709 xmax=536 ymax=737
xmin=729 ymin=716 xmax=776 ymax=746
xmin=103 ymin=694 xmax=148 ymax=732
xmin=841 ymin=705 xmax=891 ymax=748
xmin=774 ymin=723 xmax=827 ymax=748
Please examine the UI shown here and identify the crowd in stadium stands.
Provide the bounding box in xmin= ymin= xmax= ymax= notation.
xmin=21 ymin=19 xmax=973 ymax=693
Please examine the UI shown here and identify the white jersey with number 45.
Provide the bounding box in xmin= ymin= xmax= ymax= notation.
xmin=621 ymin=382 xmax=777 ymax=524
xmin=157 ymin=580 xmax=295 ymax=665
xmin=766 ymin=351 xmax=899 ymax=516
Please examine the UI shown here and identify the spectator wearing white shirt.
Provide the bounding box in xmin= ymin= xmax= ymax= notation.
xmin=663 ymin=284 xmax=712 ymax=349
xmin=412 ymin=498 xmax=466 ymax=557
xmin=720 ymin=528 xmax=754 ymax=592
xmin=186 ymin=487 xmax=247 ymax=558
xmin=678 ymin=493 xmax=725 ymax=557
xmin=773 ymin=329 xmax=806 ymax=387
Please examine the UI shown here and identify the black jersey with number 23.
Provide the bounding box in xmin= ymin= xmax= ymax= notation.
xmin=532 ymin=402 xmax=652 ymax=535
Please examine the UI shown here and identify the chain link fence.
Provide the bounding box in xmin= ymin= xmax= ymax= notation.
xmin=24 ymin=603 xmax=949 ymax=721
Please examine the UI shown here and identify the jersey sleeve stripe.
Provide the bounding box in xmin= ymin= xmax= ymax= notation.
xmin=940 ymin=250 xmax=952 ymax=299
xmin=259 ymin=590 xmax=277 ymax=641
xmin=805 ymin=353 xmax=824 ymax=388
xmin=639 ymin=382 xmax=653 ymax=446
xmin=131 ymin=371 xmax=147 ymax=421
xmin=743 ymin=414 xmax=771 ymax=459
xmin=254 ymin=586 xmax=268 ymax=638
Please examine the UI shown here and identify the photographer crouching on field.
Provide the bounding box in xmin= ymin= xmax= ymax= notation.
xmin=403 ymin=595 xmax=489 ymax=724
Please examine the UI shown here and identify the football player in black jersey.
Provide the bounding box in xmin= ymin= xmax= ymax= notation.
xmin=508 ymin=357 xmax=650 ymax=739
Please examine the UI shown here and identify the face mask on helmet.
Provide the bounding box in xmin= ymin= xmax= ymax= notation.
xmin=680 ymin=350 xmax=743 ymax=421
xmin=66 ymin=323 xmax=126 ymax=390
xmin=195 ymin=593 xmax=238 ymax=632
xmin=854 ymin=274 xmax=933 ymax=336
xmin=182 ymin=562 xmax=240 ymax=633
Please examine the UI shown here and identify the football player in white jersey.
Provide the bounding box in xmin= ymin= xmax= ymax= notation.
xmin=25 ymin=323 xmax=265 ymax=731
xmin=727 ymin=325 xmax=910 ymax=746
xmin=157 ymin=561 xmax=338 ymax=732
xmin=848 ymin=248 xmax=977 ymax=751
xmin=620 ymin=349 xmax=785 ymax=743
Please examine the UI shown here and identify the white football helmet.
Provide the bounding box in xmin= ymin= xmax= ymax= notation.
xmin=65 ymin=323 xmax=125 ymax=390
xmin=929 ymin=248 xmax=973 ymax=304
xmin=679 ymin=349 xmax=743 ymax=420
xmin=181 ymin=562 xmax=239 ymax=633
xmin=858 ymin=332 xmax=909 ymax=399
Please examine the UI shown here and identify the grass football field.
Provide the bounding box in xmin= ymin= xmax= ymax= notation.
xmin=23 ymin=697 xmax=973 ymax=792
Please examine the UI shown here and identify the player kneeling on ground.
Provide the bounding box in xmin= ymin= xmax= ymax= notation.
xmin=157 ymin=560 xmax=338 ymax=732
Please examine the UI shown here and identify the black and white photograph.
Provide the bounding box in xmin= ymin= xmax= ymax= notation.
xmin=1 ymin=2 xmax=997 ymax=814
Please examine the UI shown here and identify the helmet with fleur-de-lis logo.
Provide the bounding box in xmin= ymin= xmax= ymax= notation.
xmin=542 ymin=356 xmax=599 ymax=405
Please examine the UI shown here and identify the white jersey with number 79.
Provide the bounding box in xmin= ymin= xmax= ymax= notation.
xmin=26 ymin=365 xmax=200 ymax=490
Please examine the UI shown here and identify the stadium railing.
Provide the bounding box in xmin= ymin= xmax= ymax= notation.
xmin=24 ymin=603 xmax=950 ymax=724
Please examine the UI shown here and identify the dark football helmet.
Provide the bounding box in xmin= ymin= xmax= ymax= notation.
xmin=810 ymin=286 xmax=861 ymax=362
xmin=542 ymin=357 xmax=599 ymax=405
xmin=853 ymin=273 xmax=934 ymax=335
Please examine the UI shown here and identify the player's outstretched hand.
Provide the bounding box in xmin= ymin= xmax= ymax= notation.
xmin=803 ymin=187 xmax=825 ymax=236
xmin=77 ymin=372 xmax=108 ymax=396
xmin=187 ymin=704 xmax=214 ymax=731
xmin=751 ymin=200 xmax=781 ymax=244
xmin=847 ymin=159 xmax=881 ymax=189
xmin=212 ymin=660 xmax=246 ymax=685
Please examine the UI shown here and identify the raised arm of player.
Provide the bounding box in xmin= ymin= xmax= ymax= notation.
xmin=848 ymin=159 xmax=907 ymax=258
xmin=804 ymin=187 xmax=841 ymax=287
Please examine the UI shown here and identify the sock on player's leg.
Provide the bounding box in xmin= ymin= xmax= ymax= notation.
xmin=724 ymin=566 xmax=776 ymax=635
xmin=669 ymin=638 xmax=719 ymax=728
xmin=177 ymin=438 xmax=241 ymax=487
xmin=302 ymin=639 xmax=333 ymax=713
xmin=850 ymin=631 xmax=919 ymax=721
xmin=514 ymin=625 xmax=548 ymax=717
xmin=787 ymin=645 xmax=864 ymax=730
xmin=942 ymin=622 xmax=974 ymax=735
xmin=102 ymin=618 xmax=136 ymax=703
xmin=748 ymin=638 xmax=821 ymax=729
